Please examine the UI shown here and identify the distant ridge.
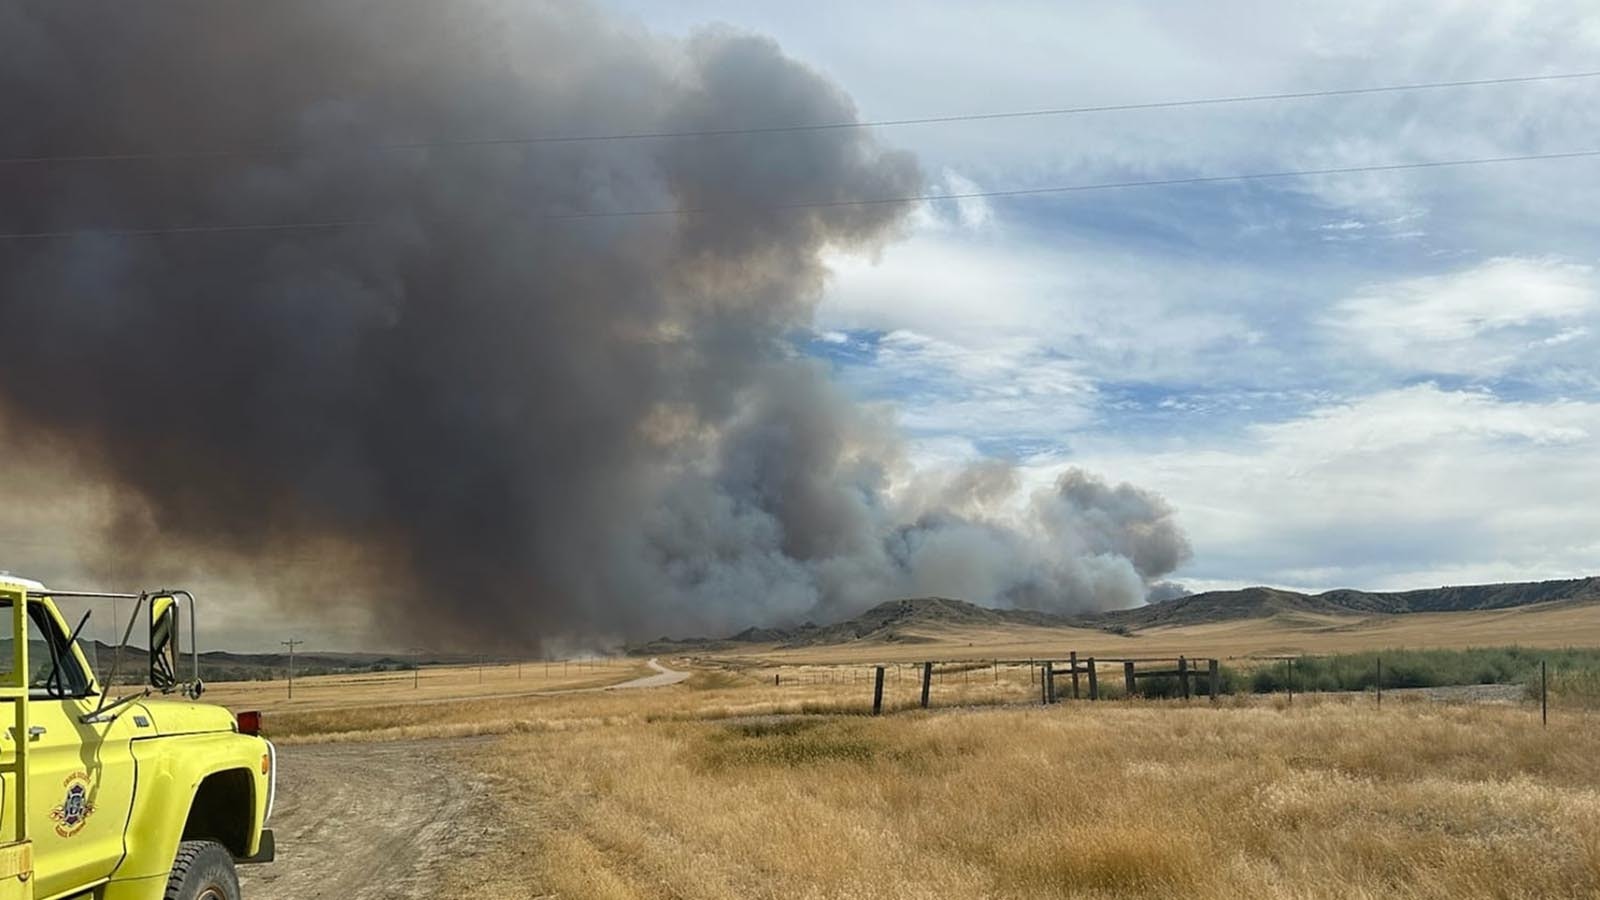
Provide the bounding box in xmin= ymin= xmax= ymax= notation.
xmin=772 ymin=597 xmax=1071 ymax=648
xmin=629 ymin=597 xmax=1074 ymax=654
xmin=1090 ymin=576 xmax=1600 ymax=629
xmin=84 ymin=641 xmax=472 ymax=682
xmin=629 ymin=575 xmax=1600 ymax=653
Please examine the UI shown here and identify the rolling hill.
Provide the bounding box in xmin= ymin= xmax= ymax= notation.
xmin=629 ymin=597 xmax=1076 ymax=655
xmin=767 ymin=596 xmax=1072 ymax=647
xmin=1088 ymin=576 xmax=1600 ymax=629
xmin=635 ymin=575 xmax=1600 ymax=656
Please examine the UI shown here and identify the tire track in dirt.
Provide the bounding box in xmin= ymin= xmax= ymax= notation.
xmin=238 ymin=739 xmax=488 ymax=900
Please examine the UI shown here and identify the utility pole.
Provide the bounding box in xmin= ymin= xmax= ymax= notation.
xmin=281 ymin=639 xmax=304 ymax=699
xmin=410 ymin=648 xmax=427 ymax=689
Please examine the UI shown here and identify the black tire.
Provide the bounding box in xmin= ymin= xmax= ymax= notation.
xmin=163 ymin=840 xmax=241 ymax=900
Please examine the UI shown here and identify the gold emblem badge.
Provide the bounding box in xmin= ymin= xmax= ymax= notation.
xmin=49 ymin=772 xmax=95 ymax=837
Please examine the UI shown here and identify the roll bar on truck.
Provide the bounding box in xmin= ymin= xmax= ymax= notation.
xmin=0 ymin=575 xmax=275 ymax=900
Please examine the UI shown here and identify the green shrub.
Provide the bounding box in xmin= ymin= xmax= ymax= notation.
xmin=1239 ymin=647 xmax=1600 ymax=695
xmin=697 ymin=718 xmax=882 ymax=771
xmin=1544 ymin=668 xmax=1600 ymax=708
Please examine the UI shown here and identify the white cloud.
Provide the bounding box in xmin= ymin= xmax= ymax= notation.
xmin=937 ymin=168 xmax=994 ymax=230
xmin=1327 ymin=257 xmax=1598 ymax=377
xmin=865 ymin=329 xmax=1096 ymax=441
xmin=821 ymin=230 xmax=1275 ymax=386
xmin=1061 ymin=384 xmax=1600 ymax=590
xmin=623 ymin=0 xmax=1600 ymax=240
xmin=1283 ymin=380 xmax=1584 ymax=437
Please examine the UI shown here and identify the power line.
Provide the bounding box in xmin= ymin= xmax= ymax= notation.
xmin=546 ymin=149 xmax=1600 ymax=220
xmin=2 ymin=147 xmax=1595 ymax=240
xmin=3 ymin=70 xmax=1598 ymax=166
xmin=0 ymin=219 xmax=377 ymax=241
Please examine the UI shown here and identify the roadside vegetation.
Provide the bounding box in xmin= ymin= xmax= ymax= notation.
xmin=1236 ymin=646 xmax=1600 ymax=697
xmin=1124 ymin=647 xmax=1600 ymax=702
xmin=1547 ymin=667 xmax=1600 ymax=709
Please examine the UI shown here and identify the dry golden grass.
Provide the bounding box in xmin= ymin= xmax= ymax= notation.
xmin=447 ymin=692 xmax=1600 ymax=899
xmin=231 ymin=646 xmax=1595 ymax=746
xmin=206 ymin=603 xmax=1600 ymax=896
xmin=252 ymin=665 xmax=990 ymax=743
xmin=200 ymin=657 xmax=653 ymax=741
xmin=228 ymin=661 xmax=1071 ymax=743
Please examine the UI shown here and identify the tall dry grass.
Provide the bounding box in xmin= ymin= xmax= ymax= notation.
xmin=446 ymin=693 xmax=1600 ymax=899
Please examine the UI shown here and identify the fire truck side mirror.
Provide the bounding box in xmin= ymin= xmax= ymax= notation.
xmin=150 ymin=594 xmax=180 ymax=691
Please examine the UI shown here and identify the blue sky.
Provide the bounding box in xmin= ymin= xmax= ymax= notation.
xmin=609 ymin=0 xmax=1600 ymax=594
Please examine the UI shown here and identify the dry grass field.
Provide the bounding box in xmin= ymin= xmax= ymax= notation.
xmin=220 ymin=665 xmax=1600 ymax=898
xmin=202 ymin=657 xmax=651 ymax=740
xmin=438 ymin=673 xmax=1600 ymax=899
xmin=206 ymin=606 xmax=1600 ymax=899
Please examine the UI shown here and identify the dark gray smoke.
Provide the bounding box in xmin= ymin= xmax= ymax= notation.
xmin=0 ymin=1 xmax=1189 ymax=647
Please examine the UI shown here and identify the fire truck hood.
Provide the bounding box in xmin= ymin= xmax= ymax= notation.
xmin=133 ymin=698 xmax=239 ymax=736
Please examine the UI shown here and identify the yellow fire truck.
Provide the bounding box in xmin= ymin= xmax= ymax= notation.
xmin=0 ymin=575 xmax=274 ymax=900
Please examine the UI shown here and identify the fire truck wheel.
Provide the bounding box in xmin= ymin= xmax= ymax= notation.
xmin=163 ymin=840 xmax=242 ymax=900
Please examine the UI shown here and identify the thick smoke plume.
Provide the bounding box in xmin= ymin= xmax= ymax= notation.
xmin=0 ymin=1 xmax=1189 ymax=647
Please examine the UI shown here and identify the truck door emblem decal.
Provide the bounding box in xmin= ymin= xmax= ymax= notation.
xmin=50 ymin=772 xmax=96 ymax=837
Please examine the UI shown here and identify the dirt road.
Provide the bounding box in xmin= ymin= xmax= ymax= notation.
xmin=237 ymin=739 xmax=487 ymax=900
xmin=612 ymin=656 xmax=691 ymax=689
xmin=238 ymin=659 xmax=688 ymax=899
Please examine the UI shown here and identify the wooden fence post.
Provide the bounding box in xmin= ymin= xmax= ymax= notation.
xmin=1087 ymin=658 xmax=1099 ymax=700
xmin=1029 ymin=658 xmax=1035 ymax=685
xmin=1178 ymin=656 xmax=1191 ymax=700
xmin=1376 ymin=657 xmax=1382 ymax=707
xmin=1123 ymin=660 xmax=1136 ymax=697
xmin=1286 ymin=658 xmax=1294 ymax=707
xmin=873 ymin=666 xmax=885 ymax=716
xmin=1044 ymin=662 xmax=1055 ymax=704
xmin=1070 ymin=650 xmax=1080 ymax=700
xmin=921 ymin=662 xmax=933 ymax=709
xmin=1208 ymin=658 xmax=1219 ymax=702
xmin=1542 ymin=660 xmax=1548 ymax=727
xmin=993 ymin=659 xmax=998 ymax=683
